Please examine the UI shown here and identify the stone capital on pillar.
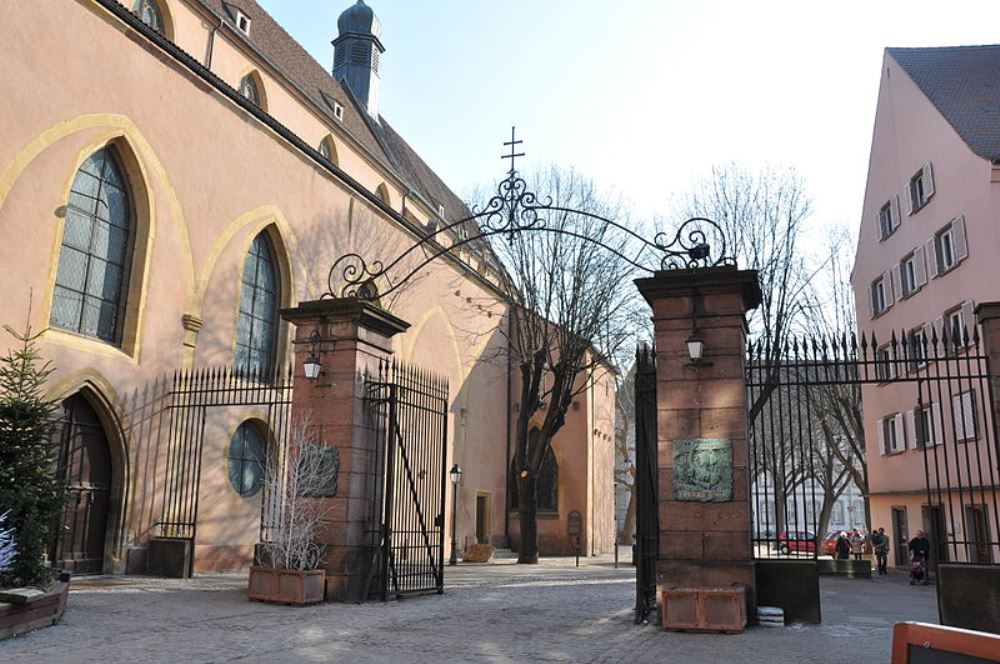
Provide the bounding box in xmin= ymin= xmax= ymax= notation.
xmin=279 ymin=297 xmax=409 ymax=602
xmin=634 ymin=266 xmax=762 ymax=632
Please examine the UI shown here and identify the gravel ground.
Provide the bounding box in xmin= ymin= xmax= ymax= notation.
xmin=0 ymin=555 xmax=938 ymax=663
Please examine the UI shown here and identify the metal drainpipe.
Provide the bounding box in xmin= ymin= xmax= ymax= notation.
xmin=205 ymin=16 xmax=224 ymax=68
xmin=504 ymin=311 xmax=512 ymax=545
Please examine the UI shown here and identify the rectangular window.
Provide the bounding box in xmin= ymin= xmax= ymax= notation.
xmin=900 ymin=253 xmax=918 ymax=296
xmin=952 ymin=391 xmax=978 ymax=442
xmin=908 ymin=326 xmax=928 ymax=371
xmin=908 ymin=163 xmax=934 ymax=213
xmin=879 ymin=202 xmax=894 ymax=239
xmin=876 ymin=345 xmax=895 ymax=382
xmin=882 ymin=414 xmax=903 ymax=454
xmin=933 ymin=217 xmax=968 ymax=275
xmin=939 ymin=227 xmax=956 ymax=270
xmin=871 ymin=277 xmax=887 ymax=316
xmin=915 ymin=403 xmax=937 ymax=447
xmin=947 ymin=307 xmax=965 ymax=347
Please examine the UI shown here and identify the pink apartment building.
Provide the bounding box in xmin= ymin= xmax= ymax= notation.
xmin=853 ymin=46 xmax=1000 ymax=568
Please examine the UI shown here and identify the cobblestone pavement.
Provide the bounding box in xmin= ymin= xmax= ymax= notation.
xmin=1 ymin=555 xmax=938 ymax=663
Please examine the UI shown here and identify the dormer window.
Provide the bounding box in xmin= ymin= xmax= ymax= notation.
xmin=333 ymin=102 xmax=344 ymax=122
xmin=234 ymin=9 xmax=251 ymax=36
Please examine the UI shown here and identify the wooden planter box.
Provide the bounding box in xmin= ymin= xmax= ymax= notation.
xmin=247 ymin=566 xmax=325 ymax=605
xmin=0 ymin=581 xmax=70 ymax=641
xmin=661 ymin=586 xmax=747 ymax=634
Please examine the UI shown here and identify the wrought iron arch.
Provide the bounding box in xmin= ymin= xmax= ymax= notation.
xmin=323 ymin=129 xmax=735 ymax=302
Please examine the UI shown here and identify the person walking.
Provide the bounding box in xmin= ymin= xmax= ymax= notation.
xmin=908 ymin=530 xmax=931 ymax=585
xmin=850 ymin=528 xmax=865 ymax=561
xmin=871 ymin=527 xmax=889 ymax=575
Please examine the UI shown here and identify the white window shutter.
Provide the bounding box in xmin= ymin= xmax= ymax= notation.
xmin=884 ymin=271 xmax=896 ymax=307
xmin=905 ymin=180 xmax=915 ymax=215
xmin=893 ymin=414 xmax=905 ymax=452
xmin=875 ymin=212 xmax=885 ymax=241
xmin=926 ymin=238 xmax=940 ymax=279
xmin=905 ymin=409 xmax=917 ymax=449
xmin=868 ymin=285 xmax=876 ymax=319
xmin=923 ymin=162 xmax=935 ymax=199
xmin=891 ymin=194 xmax=901 ymax=229
xmin=927 ymin=401 xmax=944 ymax=445
xmin=877 ymin=419 xmax=886 ymax=455
xmin=961 ymin=300 xmax=976 ymax=345
xmin=891 ymin=264 xmax=903 ymax=301
xmin=914 ymin=245 xmax=927 ymax=286
xmin=953 ymin=215 xmax=968 ymax=262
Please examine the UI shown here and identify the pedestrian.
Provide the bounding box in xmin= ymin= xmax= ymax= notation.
xmin=850 ymin=528 xmax=865 ymax=561
xmin=908 ymin=530 xmax=931 ymax=585
xmin=871 ymin=527 xmax=889 ymax=575
xmin=836 ymin=531 xmax=850 ymax=560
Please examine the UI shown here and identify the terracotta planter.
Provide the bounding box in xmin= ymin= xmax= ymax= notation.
xmin=660 ymin=586 xmax=747 ymax=634
xmin=247 ymin=566 xmax=325 ymax=605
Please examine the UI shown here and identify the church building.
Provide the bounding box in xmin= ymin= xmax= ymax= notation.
xmin=0 ymin=0 xmax=617 ymax=577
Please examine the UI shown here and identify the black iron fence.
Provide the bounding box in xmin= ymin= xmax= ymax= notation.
xmin=157 ymin=366 xmax=293 ymax=557
xmin=365 ymin=361 xmax=449 ymax=600
xmin=634 ymin=344 xmax=659 ymax=623
xmin=747 ymin=327 xmax=1000 ymax=565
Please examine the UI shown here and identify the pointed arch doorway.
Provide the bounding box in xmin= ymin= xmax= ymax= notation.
xmin=50 ymin=394 xmax=113 ymax=575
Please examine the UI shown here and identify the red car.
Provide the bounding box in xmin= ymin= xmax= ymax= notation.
xmin=776 ymin=530 xmax=817 ymax=554
xmin=821 ymin=531 xmax=841 ymax=556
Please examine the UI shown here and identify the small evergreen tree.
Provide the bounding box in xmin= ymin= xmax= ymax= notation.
xmin=0 ymin=320 xmax=66 ymax=588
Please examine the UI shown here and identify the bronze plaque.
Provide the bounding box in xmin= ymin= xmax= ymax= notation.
xmin=672 ymin=439 xmax=732 ymax=502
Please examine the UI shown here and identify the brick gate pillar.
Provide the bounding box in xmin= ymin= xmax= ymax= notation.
xmin=635 ymin=266 xmax=761 ymax=632
xmin=280 ymin=298 xmax=409 ymax=602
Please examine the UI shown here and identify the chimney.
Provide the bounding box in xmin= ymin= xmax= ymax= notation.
xmin=332 ymin=0 xmax=385 ymax=121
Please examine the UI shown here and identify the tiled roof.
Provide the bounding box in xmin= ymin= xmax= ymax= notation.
xmin=193 ymin=0 xmax=471 ymax=220
xmin=889 ymin=45 xmax=1000 ymax=161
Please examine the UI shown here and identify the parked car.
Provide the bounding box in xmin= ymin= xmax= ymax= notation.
xmin=821 ymin=531 xmax=840 ymax=556
xmin=776 ymin=530 xmax=817 ymax=555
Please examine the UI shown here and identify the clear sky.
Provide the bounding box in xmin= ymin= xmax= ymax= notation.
xmin=259 ymin=0 xmax=1000 ymax=235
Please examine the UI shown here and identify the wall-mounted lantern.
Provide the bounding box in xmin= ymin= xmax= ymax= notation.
xmin=304 ymin=330 xmax=323 ymax=380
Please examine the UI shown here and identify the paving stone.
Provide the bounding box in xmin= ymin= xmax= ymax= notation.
xmin=0 ymin=553 xmax=938 ymax=663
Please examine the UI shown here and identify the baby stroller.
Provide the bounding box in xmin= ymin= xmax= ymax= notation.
xmin=909 ymin=554 xmax=927 ymax=585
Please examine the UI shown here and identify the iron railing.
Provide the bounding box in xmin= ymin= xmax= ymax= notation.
xmin=747 ymin=326 xmax=1000 ymax=566
xmin=156 ymin=365 xmax=293 ymax=565
xmin=365 ymin=361 xmax=449 ymax=600
xmin=634 ymin=344 xmax=659 ymax=623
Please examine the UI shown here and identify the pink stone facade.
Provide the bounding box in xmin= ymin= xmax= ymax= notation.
xmin=852 ymin=50 xmax=1000 ymax=565
xmin=0 ymin=0 xmax=616 ymax=575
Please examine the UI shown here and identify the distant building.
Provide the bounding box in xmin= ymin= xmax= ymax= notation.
xmin=852 ymin=45 xmax=1000 ymax=566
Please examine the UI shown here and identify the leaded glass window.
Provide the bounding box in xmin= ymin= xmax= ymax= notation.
xmin=319 ymin=137 xmax=332 ymax=161
xmin=235 ymin=232 xmax=280 ymax=377
xmin=51 ymin=148 xmax=131 ymax=343
xmin=509 ymin=429 xmax=558 ymax=513
xmin=132 ymin=0 xmax=164 ymax=34
xmin=239 ymin=74 xmax=260 ymax=107
xmin=228 ymin=421 xmax=266 ymax=497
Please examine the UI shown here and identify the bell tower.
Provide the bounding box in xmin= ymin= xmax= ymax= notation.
xmin=332 ymin=0 xmax=385 ymax=121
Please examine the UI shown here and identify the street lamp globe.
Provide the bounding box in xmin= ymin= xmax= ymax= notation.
xmin=449 ymin=464 xmax=463 ymax=485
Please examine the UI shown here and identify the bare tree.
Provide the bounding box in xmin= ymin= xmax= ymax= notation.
xmin=260 ymin=417 xmax=340 ymax=571
xmin=614 ymin=365 xmax=637 ymax=543
xmin=470 ymin=166 xmax=644 ymax=564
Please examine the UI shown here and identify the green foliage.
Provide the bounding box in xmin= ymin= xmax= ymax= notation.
xmin=0 ymin=321 xmax=66 ymax=589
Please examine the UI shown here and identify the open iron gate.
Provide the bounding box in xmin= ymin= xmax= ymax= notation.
xmin=365 ymin=361 xmax=449 ymax=600
xmin=634 ymin=343 xmax=659 ymax=623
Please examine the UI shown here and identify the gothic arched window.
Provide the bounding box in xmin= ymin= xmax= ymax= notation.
xmin=318 ymin=135 xmax=337 ymax=165
xmin=51 ymin=148 xmax=132 ymax=344
xmin=132 ymin=0 xmax=164 ymax=34
xmin=239 ymin=73 xmax=262 ymax=108
xmin=235 ymin=232 xmax=280 ymax=377
xmin=509 ymin=429 xmax=558 ymax=513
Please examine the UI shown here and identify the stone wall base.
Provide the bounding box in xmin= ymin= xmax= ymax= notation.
xmin=755 ymin=560 xmax=821 ymax=624
xmin=937 ymin=563 xmax=1000 ymax=634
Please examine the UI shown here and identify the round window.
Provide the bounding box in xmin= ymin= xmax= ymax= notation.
xmin=228 ymin=422 xmax=266 ymax=497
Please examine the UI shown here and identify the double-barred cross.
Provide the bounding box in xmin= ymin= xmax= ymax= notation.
xmin=501 ymin=125 xmax=524 ymax=175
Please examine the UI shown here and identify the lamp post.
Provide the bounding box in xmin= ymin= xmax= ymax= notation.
xmin=449 ymin=464 xmax=463 ymax=565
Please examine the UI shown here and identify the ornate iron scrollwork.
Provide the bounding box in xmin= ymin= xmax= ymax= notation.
xmin=653 ymin=217 xmax=735 ymax=270
xmin=321 ymin=129 xmax=738 ymax=301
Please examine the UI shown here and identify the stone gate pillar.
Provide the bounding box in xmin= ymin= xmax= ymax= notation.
xmin=280 ymin=298 xmax=409 ymax=602
xmin=635 ymin=266 xmax=761 ymax=633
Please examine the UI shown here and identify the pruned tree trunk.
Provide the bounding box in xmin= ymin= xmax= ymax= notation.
xmin=621 ymin=490 xmax=637 ymax=543
xmin=517 ymin=473 xmax=539 ymax=564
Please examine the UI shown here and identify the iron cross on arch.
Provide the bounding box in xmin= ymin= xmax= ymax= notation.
xmin=501 ymin=126 xmax=525 ymax=175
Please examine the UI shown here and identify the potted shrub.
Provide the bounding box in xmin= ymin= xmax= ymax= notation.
xmin=0 ymin=319 xmax=70 ymax=639
xmin=248 ymin=420 xmax=338 ymax=606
